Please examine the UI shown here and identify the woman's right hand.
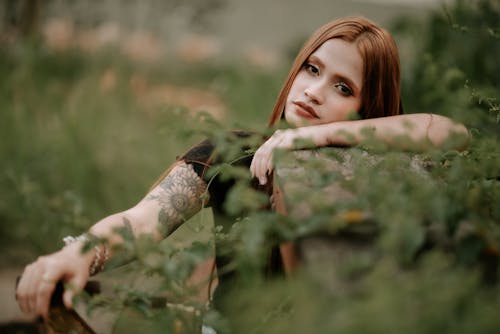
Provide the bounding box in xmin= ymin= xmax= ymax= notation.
xmin=250 ymin=128 xmax=316 ymax=185
xmin=16 ymin=242 xmax=94 ymax=320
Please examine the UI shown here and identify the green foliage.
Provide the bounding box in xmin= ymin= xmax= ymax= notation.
xmin=394 ymin=0 xmax=499 ymax=131
xmin=0 ymin=40 xmax=280 ymax=262
xmin=221 ymin=255 xmax=500 ymax=334
xmin=2 ymin=0 xmax=499 ymax=332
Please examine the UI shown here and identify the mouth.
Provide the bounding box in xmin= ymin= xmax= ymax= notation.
xmin=293 ymin=101 xmax=319 ymax=119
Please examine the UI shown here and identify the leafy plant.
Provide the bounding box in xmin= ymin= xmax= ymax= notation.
xmin=1 ymin=0 xmax=499 ymax=333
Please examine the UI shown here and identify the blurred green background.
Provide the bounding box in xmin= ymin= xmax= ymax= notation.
xmin=0 ymin=0 xmax=499 ymax=332
xmin=0 ymin=0 xmax=452 ymax=263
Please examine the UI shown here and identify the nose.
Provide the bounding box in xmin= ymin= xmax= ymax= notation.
xmin=304 ymin=82 xmax=324 ymax=105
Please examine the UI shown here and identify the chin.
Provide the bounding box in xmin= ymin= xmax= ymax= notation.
xmin=285 ymin=116 xmax=305 ymax=128
xmin=284 ymin=112 xmax=307 ymax=128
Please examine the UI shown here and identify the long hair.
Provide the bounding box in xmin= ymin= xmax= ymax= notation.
xmin=268 ymin=16 xmax=403 ymax=126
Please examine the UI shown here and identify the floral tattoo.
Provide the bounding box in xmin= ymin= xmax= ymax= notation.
xmin=146 ymin=162 xmax=207 ymax=237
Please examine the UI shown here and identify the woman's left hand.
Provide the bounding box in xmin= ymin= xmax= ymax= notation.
xmin=250 ymin=128 xmax=308 ymax=185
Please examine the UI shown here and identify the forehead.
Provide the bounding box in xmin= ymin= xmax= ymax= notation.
xmin=309 ymin=39 xmax=363 ymax=89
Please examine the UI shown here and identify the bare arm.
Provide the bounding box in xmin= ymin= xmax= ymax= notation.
xmin=251 ymin=113 xmax=469 ymax=184
xmin=89 ymin=161 xmax=207 ymax=242
xmin=307 ymin=113 xmax=469 ymax=149
xmin=16 ymin=161 xmax=207 ymax=319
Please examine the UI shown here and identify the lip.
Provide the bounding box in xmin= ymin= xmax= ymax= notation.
xmin=293 ymin=101 xmax=320 ymax=119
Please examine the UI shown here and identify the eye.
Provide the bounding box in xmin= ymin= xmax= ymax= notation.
xmin=304 ymin=63 xmax=320 ymax=76
xmin=334 ymin=82 xmax=353 ymax=96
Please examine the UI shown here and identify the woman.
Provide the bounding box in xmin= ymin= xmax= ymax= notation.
xmin=16 ymin=16 xmax=468 ymax=320
xmin=250 ymin=17 xmax=468 ymax=184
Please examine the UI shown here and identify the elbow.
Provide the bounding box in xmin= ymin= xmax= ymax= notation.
xmin=428 ymin=115 xmax=470 ymax=150
xmin=454 ymin=123 xmax=471 ymax=151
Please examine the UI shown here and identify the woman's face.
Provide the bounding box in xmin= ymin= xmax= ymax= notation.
xmin=284 ymin=38 xmax=363 ymax=127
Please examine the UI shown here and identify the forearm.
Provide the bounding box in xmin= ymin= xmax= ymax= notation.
xmin=17 ymin=162 xmax=208 ymax=318
xmin=87 ymin=212 xmax=137 ymax=245
xmin=88 ymin=161 xmax=207 ymax=244
xmin=308 ymin=113 xmax=469 ymax=150
xmin=251 ymin=114 xmax=469 ymax=184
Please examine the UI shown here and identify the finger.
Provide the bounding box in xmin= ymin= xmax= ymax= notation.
xmin=266 ymin=155 xmax=274 ymax=176
xmin=36 ymin=279 xmax=56 ymax=320
xmin=262 ymin=142 xmax=276 ymax=182
xmin=32 ymin=266 xmax=59 ymax=317
xmin=265 ymin=135 xmax=289 ymax=177
xmin=253 ymin=147 xmax=265 ymax=181
xmin=252 ymin=140 xmax=272 ymax=180
xmin=252 ymin=155 xmax=263 ymax=183
xmin=250 ymin=155 xmax=257 ymax=178
xmin=257 ymin=149 xmax=269 ymax=185
xmin=63 ymin=274 xmax=87 ymax=309
xmin=255 ymin=148 xmax=264 ymax=184
xmin=23 ymin=264 xmax=43 ymax=314
xmin=264 ymin=149 xmax=275 ymax=177
xmin=259 ymin=175 xmax=268 ymax=186
xmin=16 ymin=266 xmax=33 ymax=314
xmin=259 ymin=151 xmax=269 ymax=185
xmin=255 ymin=134 xmax=282 ymax=184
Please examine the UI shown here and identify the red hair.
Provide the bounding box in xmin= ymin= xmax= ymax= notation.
xmin=268 ymin=16 xmax=403 ymax=126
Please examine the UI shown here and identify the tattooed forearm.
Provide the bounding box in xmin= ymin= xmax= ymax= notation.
xmin=146 ymin=162 xmax=207 ymax=237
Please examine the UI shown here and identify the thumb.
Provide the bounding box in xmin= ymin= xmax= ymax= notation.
xmin=63 ymin=275 xmax=87 ymax=309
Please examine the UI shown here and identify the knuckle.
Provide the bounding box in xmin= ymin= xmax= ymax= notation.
xmin=36 ymin=256 xmax=51 ymax=268
xmin=27 ymin=288 xmax=36 ymax=297
xmin=38 ymin=286 xmax=52 ymax=297
xmin=17 ymin=291 xmax=26 ymax=300
xmin=43 ymin=257 xmax=60 ymax=270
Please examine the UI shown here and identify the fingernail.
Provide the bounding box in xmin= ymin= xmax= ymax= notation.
xmin=259 ymin=177 xmax=267 ymax=185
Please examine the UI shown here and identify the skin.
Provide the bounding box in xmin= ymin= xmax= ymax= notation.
xmin=17 ymin=37 xmax=469 ymax=320
xmin=284 ymin=39 xmax=363 ymax=128
xmin=16 ymin=161 xmax=207 ymax=319
xmin=250 ymin=38 xmax=469 ymax=184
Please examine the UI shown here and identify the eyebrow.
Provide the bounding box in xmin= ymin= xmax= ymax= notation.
xmin=308 ymin=55 xmax=361 ymax=95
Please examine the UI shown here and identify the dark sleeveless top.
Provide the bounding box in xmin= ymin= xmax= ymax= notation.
xmin=176 ymin=132 xmax=284 ymax=308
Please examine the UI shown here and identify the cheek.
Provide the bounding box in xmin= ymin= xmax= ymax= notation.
xmin=287 ymin=78 xmax=303 ymax=99
xmin=323 ymin=98 xmax=361 ymax=122
xmin=284 ymin=81 xmax=301 ymax=117
xmin=288 ymin=71 xmax=310 ymax=95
